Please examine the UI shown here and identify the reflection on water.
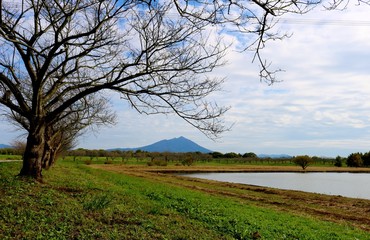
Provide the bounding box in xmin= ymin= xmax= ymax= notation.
xmin=179 ymin=172 xmax=370 ymax=200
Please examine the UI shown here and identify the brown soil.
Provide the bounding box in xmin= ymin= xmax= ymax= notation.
xmin=91 ymin=165 xmax=370 ymax=232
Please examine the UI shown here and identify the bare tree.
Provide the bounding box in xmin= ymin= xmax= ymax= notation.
xmin=0 ymin=0 xmax=357 ymax=180
xmin=11 ymin=139 xmax=26 ymax=153
xmin=293 ymin=155 xmax=314 ymax=170
xmin=5 ymin=75 xmax=116 ymax=171
xmin=40 ymin=95 xmax=116 ymax=169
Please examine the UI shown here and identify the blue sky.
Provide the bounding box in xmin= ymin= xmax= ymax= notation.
xmin=1 ymin=5 xmax=370 ymax=157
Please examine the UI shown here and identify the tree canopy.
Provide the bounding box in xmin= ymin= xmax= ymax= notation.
xmin=0 ymin=0 xmax=360 ymax=180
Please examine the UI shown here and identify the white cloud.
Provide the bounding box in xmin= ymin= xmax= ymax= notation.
xmin=2 ymin=4 xmax=370 ymax=157
xmin=201 ymin=5 xmax=370 ymax=156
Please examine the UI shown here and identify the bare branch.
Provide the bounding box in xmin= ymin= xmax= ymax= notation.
xmin=1 ymin=0 xmax=364 ymax=178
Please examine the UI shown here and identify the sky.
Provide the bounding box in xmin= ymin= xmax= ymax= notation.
xmin=1 ymin=3 xmax=370 ymax=157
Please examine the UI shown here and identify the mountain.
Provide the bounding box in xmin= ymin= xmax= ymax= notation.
xmin=0 ymin=144 xmax=12 ymax=149
xmin=110 ymin=136 xmax=213 ymax=153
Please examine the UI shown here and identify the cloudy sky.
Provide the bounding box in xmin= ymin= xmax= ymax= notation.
xmin=1 ymin=3 xmax=370 ymax=157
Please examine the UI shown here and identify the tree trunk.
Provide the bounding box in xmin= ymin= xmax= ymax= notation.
xmin=42 ymin=137 xmax=52 ymax=170
xmin=42 ymin=145 xmax=59 ymax=170
xmin=42 ymin=149 xmax=51 ymax=170
xmin=19 ymin=124 xmax=46 ymax=181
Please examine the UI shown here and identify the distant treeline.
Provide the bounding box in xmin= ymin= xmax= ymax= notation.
xmin=62 ymin=149 xmax=341 ymax=166
xmin=0 ymin=147 xmax=290 ymax=164
xmin=0 ymin=148 xmax=24 ymax=156
xmin=2 ymin=147 xmax=369 ymax=167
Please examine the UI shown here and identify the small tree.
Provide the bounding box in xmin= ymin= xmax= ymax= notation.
xmin=11 ymin=140 xmax=26 ymax=153
xmin=293 ymin=155 xmax=313 ymax=170
xmin=181 ymin=153 xmax=195 ymax=166
xmin=361 ymin=152 xmax=370 ymax=167
xmin=346 ymin=153 xmax=363 ymax=167
xmin=334 ymin=156 xmax=343 ymax=167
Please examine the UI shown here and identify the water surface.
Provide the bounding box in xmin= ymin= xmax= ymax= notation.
xmin=179 ymin=172 xmax=370 ymax=199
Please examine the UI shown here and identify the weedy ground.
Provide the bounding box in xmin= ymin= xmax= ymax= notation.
xmin=1 ymin=161 xmax=369 ymax=239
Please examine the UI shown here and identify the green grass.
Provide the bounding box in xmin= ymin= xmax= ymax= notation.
xmin=0 ymin=154 xmax=22 ymax=160
xmin=0 ymin=161 xmax=369 ymax=239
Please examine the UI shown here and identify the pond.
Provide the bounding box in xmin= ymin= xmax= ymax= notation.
xmin=178 ymin=172 xmax=370 ymax=200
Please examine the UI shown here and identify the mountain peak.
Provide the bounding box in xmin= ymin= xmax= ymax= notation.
xmin=110 ymin=136 xmax=212 ymax=153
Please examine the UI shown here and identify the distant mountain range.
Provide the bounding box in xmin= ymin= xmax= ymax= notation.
xmin=109 ymin=136 xmax=213 ymax=153
xmin=0 ymin=144 xmax=12 ymax=149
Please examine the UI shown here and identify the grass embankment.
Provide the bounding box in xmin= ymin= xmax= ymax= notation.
xmin=1 ymin=162 xmax=369 ymax=239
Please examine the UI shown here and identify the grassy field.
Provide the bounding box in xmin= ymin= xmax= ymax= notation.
xmin=1 ymin=161 xmax=369 ymax=239
xmin=0 ymin=154 xmax=22 ymax=161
